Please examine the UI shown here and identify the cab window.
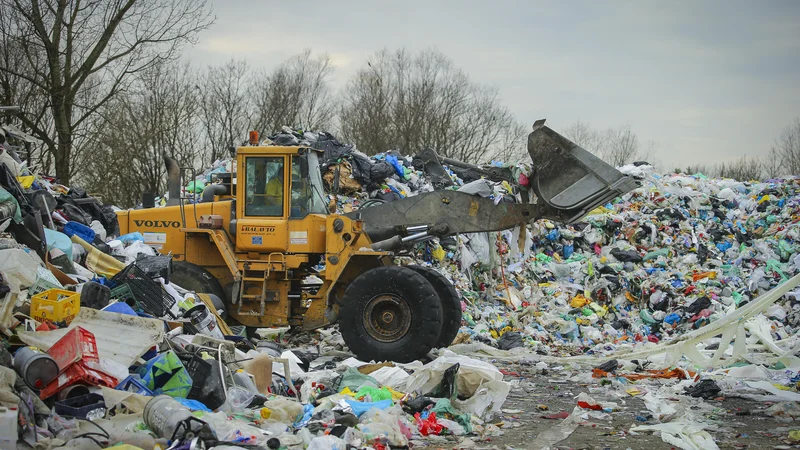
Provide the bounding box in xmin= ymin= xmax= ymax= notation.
xmin=291 ymin=152 xmax=329 ymax=218
xmin=245 ymin=157 xmax=284 ymax=216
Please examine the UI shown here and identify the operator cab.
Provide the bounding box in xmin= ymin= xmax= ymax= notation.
xmin=234 ymin=135 xmax=328 ymax=253
xmin=241 ymin=148 xmax=327 ymax=218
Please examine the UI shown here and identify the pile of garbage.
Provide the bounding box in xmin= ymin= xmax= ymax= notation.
xmin=3 ymin=122 xmax=800 ymax=449
xmin=0 ymin=128 xmax=516 ymax=449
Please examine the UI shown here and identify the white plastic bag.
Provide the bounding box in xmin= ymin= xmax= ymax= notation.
xmin=453 ymin=379 xmax=510 ymax=417
xmin=307 ymin=435 xmax=346 ymax=450
xmin=405 ymin=350 xmax=507 ymax=399
xmin=0 ymin=248 xmax=41 ymax=288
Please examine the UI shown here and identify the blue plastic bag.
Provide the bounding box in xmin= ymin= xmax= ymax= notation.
xmin=63 ymin=221 xmax=96 ymax=243
xmin=118 ymin=232 xmax=144 ymax=243
xmin=344 ymin=399 xmax=393 ymax=417
xmin=385 ymin=155 xmax=405 ymax=178
xmin=664 ymin=313 xmax=681 ymax=326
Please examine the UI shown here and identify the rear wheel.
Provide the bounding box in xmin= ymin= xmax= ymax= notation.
xmin=408 ymin=265 xmax=463 ymax=348
xmin=170 ymin=261 xmax=227 ymax=319
xmin=170 ymin=261 xmax=226 ymax=300
xmin=339 ymin=266 xmax=443 ymax=363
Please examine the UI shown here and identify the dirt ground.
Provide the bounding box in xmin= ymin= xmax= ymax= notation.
xmin=417 ymin=360 xmax=800 ymax=450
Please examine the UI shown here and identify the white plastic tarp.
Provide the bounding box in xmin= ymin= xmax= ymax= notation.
xmin=19 ymin=308 xmax=164 ymax=367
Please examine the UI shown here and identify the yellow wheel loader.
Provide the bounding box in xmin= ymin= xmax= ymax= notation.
xmin=116 ymin=120 xmax=638 ymax=362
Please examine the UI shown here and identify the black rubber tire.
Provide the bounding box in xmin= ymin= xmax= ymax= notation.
xmin=245 ymin=327 xmax=260 ymax=341
xmin=408 ymin=265 xmax=463 ymax=348
xmin=339 ymin=265 xmax=443 ymax=363
xmin=170 ymin=261 xmax=226 ymax=302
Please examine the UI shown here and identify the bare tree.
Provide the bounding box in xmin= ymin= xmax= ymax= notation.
xmin=82 ymin=60 xmax=201 ymax=207
xmin=0 ymin=0 xmax=213 ymax=185
xmin=0 ymin=31 xmax=51 ymax=170
xmin=772 ymin=117 xmax=800 ymax=175
xmin=340 ymin=48 xmax=521 ymax=163
xmin=562 ymin=121 xmax=651 ymax=167
xmin=716 ymin=155 xmax=762 ymax=181
xmin=251 ymin=49 xmax=336 ymax=134
xmin=563 ymin=121 xmax=600 ymax=152
xmin=761 ymin=148 xmax=782 ymax=179
xmin=486 ymin=121 xmax=527 ymax=163
xmin=197 ymin=59 xmax=251 ymax=164
xmin=603 ymin=125 xmax=643 ymax=167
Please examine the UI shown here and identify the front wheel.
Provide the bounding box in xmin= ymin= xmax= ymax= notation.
xmin=339 ymin=266 xmax=443 ymax=363
xmin=407 ymin=265 xmax=463 ymax=348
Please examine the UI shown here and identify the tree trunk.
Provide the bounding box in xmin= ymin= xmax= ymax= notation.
xmin=52 ymin=92 xmax=73 ymax=185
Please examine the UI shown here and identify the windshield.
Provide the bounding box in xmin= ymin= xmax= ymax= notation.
xmin=290 ymin=151 xmax=328 ymax=217
xmin=245 ymin=156 xmax=284 ymax=216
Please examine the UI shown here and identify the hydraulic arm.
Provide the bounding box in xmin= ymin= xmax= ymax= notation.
xmin=347 ymin=119 xmax=639 ymax=250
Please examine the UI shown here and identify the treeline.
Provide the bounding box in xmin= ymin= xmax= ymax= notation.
xmin=684 ymin=118 xmax=800 ymax=181
xmin=86 ymin=49 xmax=535 ymax=207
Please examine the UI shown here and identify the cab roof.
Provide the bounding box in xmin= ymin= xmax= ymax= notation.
xmin=236 ymin=146 xmax=323 ymax=155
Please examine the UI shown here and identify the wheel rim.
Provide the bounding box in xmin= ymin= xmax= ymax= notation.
xmin=363 ymin=294 xmax=412 ymax=342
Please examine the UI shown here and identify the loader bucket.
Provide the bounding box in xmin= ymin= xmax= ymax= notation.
xmin=528 ymin=119 xmax=639 ymax=222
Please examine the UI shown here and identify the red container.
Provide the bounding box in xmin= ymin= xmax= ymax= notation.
xmin=40 ymin=362 xmax=117 ymax=399
xmin=47 ymin=327 xmax=99 ymax=373
xmin=39 ymin=327 xmax=117 ymax=399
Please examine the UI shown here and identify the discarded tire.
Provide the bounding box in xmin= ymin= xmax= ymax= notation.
xmin=407 ymin=265 xmax=463 ymax=348
xmin=339 ymin=265 xmax=443 ymax=363
xmin=170 ymin=261 xmax=225 ymax=302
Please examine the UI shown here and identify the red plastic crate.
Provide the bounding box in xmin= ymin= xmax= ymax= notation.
xmin=39 ymin=362 xmax=117 ymax=399
xmin=47 ymin=327 xmax=99 ymax=373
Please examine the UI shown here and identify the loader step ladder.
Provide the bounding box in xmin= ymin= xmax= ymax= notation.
xmin=238 ymin=253 xmax=287 ymax=315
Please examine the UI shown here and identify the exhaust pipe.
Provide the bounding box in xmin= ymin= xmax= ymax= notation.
xmin=164 ymin=155 xmax=181 ymax=206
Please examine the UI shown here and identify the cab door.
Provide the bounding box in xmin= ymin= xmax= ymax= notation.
xmin=236 ymin=155 xmax=289 ymax=252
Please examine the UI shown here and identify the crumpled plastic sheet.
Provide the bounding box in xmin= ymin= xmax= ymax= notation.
xmin=528 ymin=405 xmax=583 ymax=449
xmin=632 ymin=418 xmax=720 ymax=450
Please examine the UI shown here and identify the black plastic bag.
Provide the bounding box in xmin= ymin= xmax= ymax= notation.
xmin=100 ymin=204 xmax=120 ymax=237
xmin=595 ymin=360 xmax=619 ymax=373
xmin=369 ymin=161 xmax=395 ymax=183
xmin=497 ymin=331 xmax=524 ymax=350
xmin=314 ymin=136 xmax=354 ymax=165
xmin=685 ymin=296 xmax=711 ymax=315
xmin=611 ymin=248 xmax=643 ymax=263
xmin=611 ymin=319 xmax=630 ymax=330
xmin=426 ymin=363 xmax=459 ymax=401
xmin=684 ymin=379 xmax=721 ymax=399
xmin=403 ymin=396 xmax=436 ymax=414
xmin=349 ymin=153 xmax=375 ymax=185
xmin=59 ymin=202 xmax=92 ymax=225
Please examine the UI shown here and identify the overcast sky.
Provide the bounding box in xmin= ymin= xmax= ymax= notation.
xmin=185 ymin=0 xmax=799 ymax=169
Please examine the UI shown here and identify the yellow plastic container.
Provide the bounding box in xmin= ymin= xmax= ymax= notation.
xmin=30 ymin=289 xmax=80 ymax=324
